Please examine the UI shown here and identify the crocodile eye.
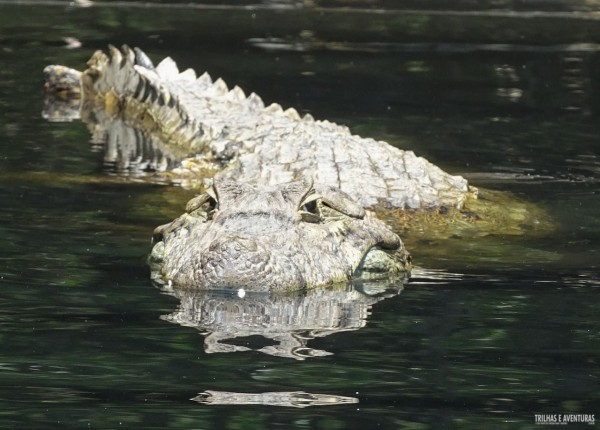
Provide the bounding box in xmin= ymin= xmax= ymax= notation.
xmin=302 ymin=200 xmax=317 ymax=213
xmin=300 ymin=200 xmax=321 ymax=223
xmin=206 ymin=195 xmax=218 ymax=220
xmin=185 ymin=188 xmax=219 ymax=221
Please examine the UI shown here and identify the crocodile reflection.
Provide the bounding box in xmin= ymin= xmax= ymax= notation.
xmin=159 ymin=277 xmax=407 ymax=360
xmin=43 ymin=91 xmax=186 ymax=175
xmin=193 ymin=390 xmax=358 ymax=408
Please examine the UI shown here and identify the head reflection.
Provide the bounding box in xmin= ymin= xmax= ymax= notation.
xmin=159 ymin=277 xmax=406 ymax=360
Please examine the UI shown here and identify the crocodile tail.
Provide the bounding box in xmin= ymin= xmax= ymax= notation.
xmin=82 ymin=45 xmax=210 ymax=156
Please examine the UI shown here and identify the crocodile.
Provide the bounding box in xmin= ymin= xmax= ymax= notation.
xmin=43 ymin=45 xmax=550 ymax=290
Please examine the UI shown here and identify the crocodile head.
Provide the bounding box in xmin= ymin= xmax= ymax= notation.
xmin=149 ymin=178 xmax=411 ymax=292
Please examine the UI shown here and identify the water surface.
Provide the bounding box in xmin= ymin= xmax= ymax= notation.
xmin=0 ymin=1 xmax=598 ymax=428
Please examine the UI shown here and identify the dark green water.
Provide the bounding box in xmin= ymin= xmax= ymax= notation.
xmin=0 ymin=1 xmax=599 ymax=428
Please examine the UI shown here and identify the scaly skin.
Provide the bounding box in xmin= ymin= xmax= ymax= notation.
xmin=149 ymin=178 xmax=411 ymax=291
xmin=44 ymin=45 xmax=473 ymax=210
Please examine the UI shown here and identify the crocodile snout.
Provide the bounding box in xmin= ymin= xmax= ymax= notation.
xmin=200 ymin=237 xmax=273 ymax=289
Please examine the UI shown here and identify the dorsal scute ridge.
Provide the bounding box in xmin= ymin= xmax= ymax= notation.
xmin=132 ymin=66 xmax=179 ymax=119
xmin=284 ymin=107 xmax=301 ymax=121
xmin=226 ymin=85 xmax=246 ymax=102
xmin=314 ymin=119 xmax=350 ymax=135
xmin=133 ymin=64 xmax=159 ymax=85
xmin=136 ymin=65 xmax=185 ymax=115
xmin=265 ymin=102 xmax=283 ymax=114
xmin=120 ymin=45 xmax=136 ymax=67
xmin=85 ymin=46 xmax=214 ymax=154
xmin=118 ymin=46 xmax=145 ymax=95
xmin=247 ymin=92 xmax=264 ymax=110
xmin=108 ymin=45 xmax=122 ymax=66
xmin=197 ymin=71 xmax=212 ymax=86
xmin=133 ymin=46 xmax=155 ymax=69
xmin=155 ymin=57 xmax=180 ymax=80
xmin=106 ymin=45 xmax=125 ymax=91
xmin=210 ymin=78 xmax=229 ymax=95
xmin=179 ymin=68 xmax=197 ymax=81
xmin=85 ymin=50 xmax=109 ymax=94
